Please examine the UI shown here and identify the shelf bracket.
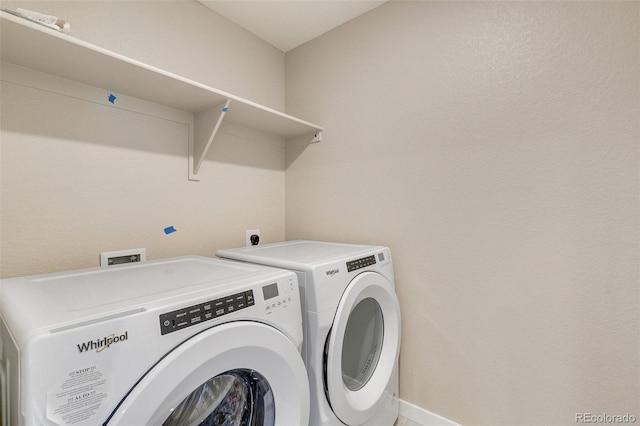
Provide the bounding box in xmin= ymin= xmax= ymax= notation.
xmin=189 ymin=99 xmax=232 ymax=180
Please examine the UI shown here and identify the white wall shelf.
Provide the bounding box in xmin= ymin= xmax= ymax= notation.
xmin=0 ymin=10 xmax=323 ymax=180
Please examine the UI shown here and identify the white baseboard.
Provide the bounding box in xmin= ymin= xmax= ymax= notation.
xmin=399 ymin=399 xmax=460 ymax=426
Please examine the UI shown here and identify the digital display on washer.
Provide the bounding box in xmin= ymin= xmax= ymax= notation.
xmin=346 ymin=255 xmax=377 ymax=272
xmin=262 ymin=283 xmax=279 ymax=300
xmin=159 ymin=290 xmax=255 ymax=335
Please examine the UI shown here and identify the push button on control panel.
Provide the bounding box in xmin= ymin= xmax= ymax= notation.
xmin=159 ymin=290 xmax=254 ymax=335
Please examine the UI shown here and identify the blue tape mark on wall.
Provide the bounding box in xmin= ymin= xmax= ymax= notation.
xmin=164 ymin=226 xmax=177 ymax=235
xmin=108 ymin=94 xmax=116 ymax=104
xmin=222 ymin=107 xmax=228 ymax=112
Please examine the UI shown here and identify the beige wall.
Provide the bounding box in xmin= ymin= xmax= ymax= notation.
xmin=285 ymin=1 xmax=639 ymax=425
xmin=0 ymin=0 xmax=287 ymax=278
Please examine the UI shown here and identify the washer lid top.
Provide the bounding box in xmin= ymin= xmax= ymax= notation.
xmin=217 ymin=240 xmax=386 ymax=269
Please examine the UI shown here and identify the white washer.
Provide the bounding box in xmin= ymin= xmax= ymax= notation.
xmin=0 ymin=256 xmax=309 ymax=426
xmin=217 ymin=241 xmax=401 ymax=426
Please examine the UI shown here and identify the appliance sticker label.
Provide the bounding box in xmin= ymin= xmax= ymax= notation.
xmin=46 ymin=365 xmax=111 ymax=425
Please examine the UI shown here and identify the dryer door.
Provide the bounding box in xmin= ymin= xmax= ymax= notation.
xmin=104 ymin=321 xmax=309 ymax=426
xmin=325 ymin=271 xmax=401 ymax=425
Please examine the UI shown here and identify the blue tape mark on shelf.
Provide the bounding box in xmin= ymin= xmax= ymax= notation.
xmin=164 ymin=226 xmax=177 ymax=235
xmin=222 ymin=107 xmax=228 ymax=112
xmin=108 ymin=94 xmax=116 ymax=104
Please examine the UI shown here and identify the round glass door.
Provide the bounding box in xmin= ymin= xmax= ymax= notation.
xmin=325 ymin=272 xmax=401 ymax=426
xmin=341 ymin=298 xmax=384 ymax=391
xmin=105 ymin=322 xmax=309 ymax=426
xmin=163 ymin=369 xmax=274 ymax=426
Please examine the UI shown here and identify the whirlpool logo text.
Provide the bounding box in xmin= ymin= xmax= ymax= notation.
xmin=77 ymin=332 xmax=129 ymax=353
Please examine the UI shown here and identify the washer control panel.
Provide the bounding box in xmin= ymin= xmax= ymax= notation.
xmin=264 ymin=278 xmax=296 ymax=315
xmin=159 ymin=290 xmax=255 ymax=335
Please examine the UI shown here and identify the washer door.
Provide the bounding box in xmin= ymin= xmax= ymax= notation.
xmin=104 ymin=321 xmax=309 ymax=425
xmin=325 ymin=272 xmax=401 ymax=425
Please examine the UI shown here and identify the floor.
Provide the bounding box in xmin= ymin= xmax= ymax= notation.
xmin=395 ymin=415 xmax=422 ymax=426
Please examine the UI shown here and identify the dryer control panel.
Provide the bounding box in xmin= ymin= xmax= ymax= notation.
xmin=159 ymin=290 xmax=255 ymax=335
xmin=346 ymin=255 xmax=377 ymax=272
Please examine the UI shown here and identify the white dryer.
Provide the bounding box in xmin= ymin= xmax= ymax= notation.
xmin=0 ymin=256 xmax=309 ymax=426
xmin=217 ymin=241 xmax=401 ymax=426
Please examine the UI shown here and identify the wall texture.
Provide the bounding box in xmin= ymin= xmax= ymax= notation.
xmin=0 ymin=0 xmax=288 ymax=278
xmin=285 ymin=1 xmax=639 ymax=425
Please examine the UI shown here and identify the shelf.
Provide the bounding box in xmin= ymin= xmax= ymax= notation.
xmin=0 ymin=10 xmax=322 ymax=180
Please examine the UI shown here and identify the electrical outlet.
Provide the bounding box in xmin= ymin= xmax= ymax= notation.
xmin=100 ymin=248 xmax=146 ymax=267
xmin=246 ymin=229 xmax=260 ymax=247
